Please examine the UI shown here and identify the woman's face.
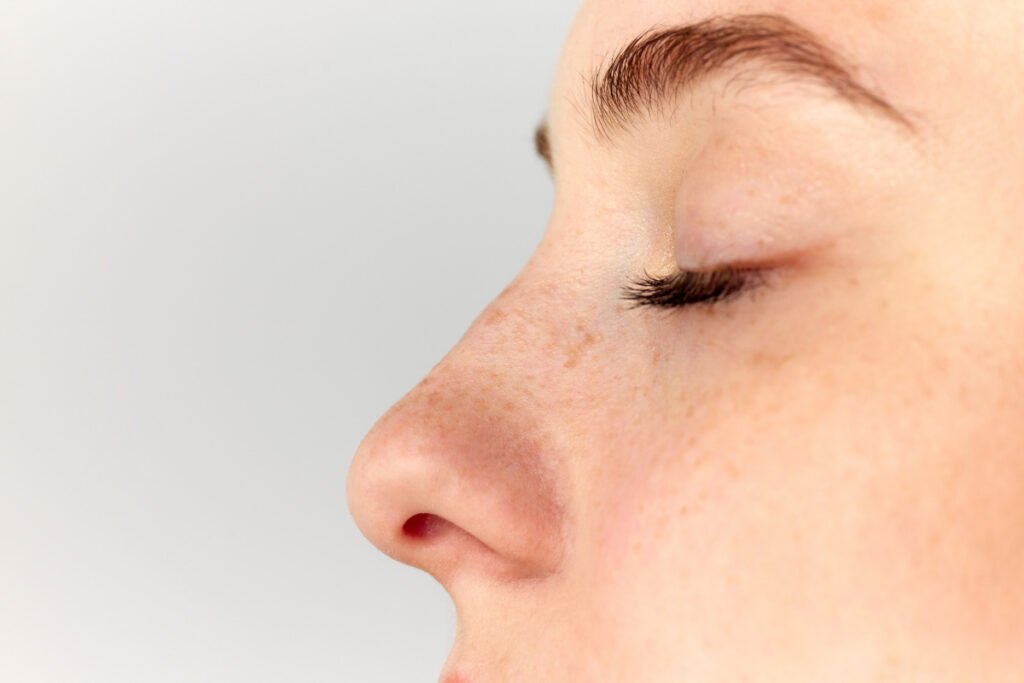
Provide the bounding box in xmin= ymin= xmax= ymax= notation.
xmin=348 ymin=0 xmax=1024 ymax=680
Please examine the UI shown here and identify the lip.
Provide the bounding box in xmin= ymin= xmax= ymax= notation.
xmin=441 ymin=675 xmax=470 ymax=683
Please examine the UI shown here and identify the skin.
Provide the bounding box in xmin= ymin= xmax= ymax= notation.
xmin=348 ymin=0 xmax=1024 ymax=680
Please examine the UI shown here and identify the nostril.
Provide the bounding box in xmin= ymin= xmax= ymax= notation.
xmin=392 ymin=508 xmax=559 ymax=581
xmin=402 ymin=513 xmax=444 ymax=539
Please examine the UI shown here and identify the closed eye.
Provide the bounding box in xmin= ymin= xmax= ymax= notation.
xmin=622 ymin=267 xmax=766 ymax=309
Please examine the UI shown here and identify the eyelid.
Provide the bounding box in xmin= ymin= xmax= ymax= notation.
xmin=622 ymin=266 xmax=765 ymax=309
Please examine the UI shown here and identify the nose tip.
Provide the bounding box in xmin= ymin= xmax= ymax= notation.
xmin=346 ymin=371 xmax=566 ymax=586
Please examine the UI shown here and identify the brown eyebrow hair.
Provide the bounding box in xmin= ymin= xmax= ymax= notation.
xmin=534 ymin=122 xmax=552 ymax=169
xmin=535 ymin=13 xmax=914 ymax=169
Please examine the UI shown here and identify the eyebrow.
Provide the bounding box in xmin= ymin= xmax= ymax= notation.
xmin=534 ymin=13 xmax=914 ymax=170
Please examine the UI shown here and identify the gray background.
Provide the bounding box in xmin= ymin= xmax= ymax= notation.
xmin=0 ymin=1 xmax=576 ymax=680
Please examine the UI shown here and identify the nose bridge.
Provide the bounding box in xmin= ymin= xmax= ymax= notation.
xmin=347 ymin=277 xmax=569 ymax=585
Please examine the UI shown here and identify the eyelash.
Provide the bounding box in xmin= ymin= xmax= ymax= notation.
xmin=622 ymin=267 xmax=766 ymax=309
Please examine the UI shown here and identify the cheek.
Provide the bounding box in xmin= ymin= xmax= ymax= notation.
xmin=581 ymin=281 xmax=1024 ymax=667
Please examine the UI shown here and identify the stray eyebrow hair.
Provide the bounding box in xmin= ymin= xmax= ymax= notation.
xmin=534 ymin=13 xmax=914 ymax=169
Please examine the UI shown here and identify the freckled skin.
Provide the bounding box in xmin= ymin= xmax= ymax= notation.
xmin=563 ymin=324 xmax=604 ymax=369
xmin=348 ymin=1 xmax=1024 ymax=681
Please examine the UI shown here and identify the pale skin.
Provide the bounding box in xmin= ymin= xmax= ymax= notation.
xmin=347 ymin=0 xmax=1024 ymax=680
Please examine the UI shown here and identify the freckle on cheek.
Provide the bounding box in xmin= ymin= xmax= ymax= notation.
xmin=562 ymin=325 xmax=604 ymax=370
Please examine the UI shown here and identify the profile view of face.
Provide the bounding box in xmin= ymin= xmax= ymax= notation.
xmin=348 ymin=0 xmax=1024 ymax=680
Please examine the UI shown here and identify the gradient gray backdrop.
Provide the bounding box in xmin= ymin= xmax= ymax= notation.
xmin=0 ymin=1 xmax=576 ymax=680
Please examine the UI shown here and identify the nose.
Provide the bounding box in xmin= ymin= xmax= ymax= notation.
xmin=346 ymin=294 xmax=568 ymax=587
